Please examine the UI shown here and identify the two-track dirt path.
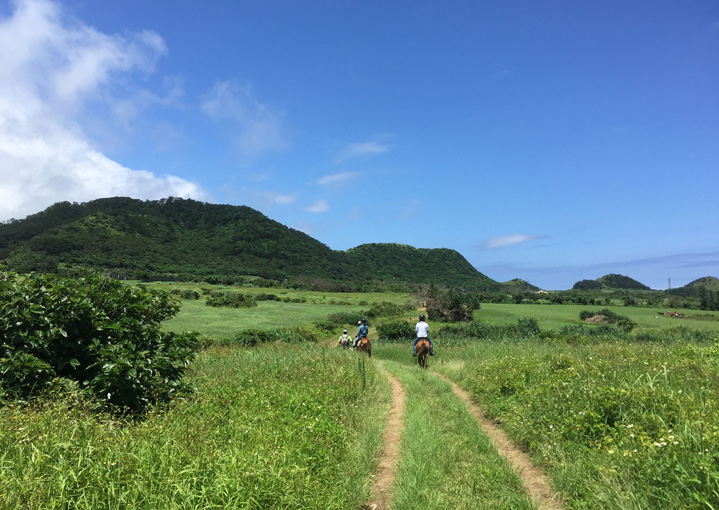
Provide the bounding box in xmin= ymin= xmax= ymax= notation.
xmin=363 ymin=364 xmax=563 ymax=510
xmin=362 ymin=369 xmax=406 ymax=510
xmin=434 ymin=372 xmax=564 ymax=510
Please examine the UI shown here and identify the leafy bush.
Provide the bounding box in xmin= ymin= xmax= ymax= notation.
xmin=579 ymin=308 xmax=637 ymax=332
xmin=325 ymin=310 xmax=368 ymax=327
xmin=365 ymin=301 xmax=414 ymax=319
xmin=376 ymin=320 xmax=415 ymax=342
xmin=0 ymin=269 xmax=205 ymax=413
xmin=426 ymin=288 xmax=480 ymax=322
xmin=255 ymin=293 xmax=281 ymax=301
xmin=228 ymin=327 xmax=319 ymax=347
xmin=170 ymin=288 xmax=200 ymax=300
xmin=206 ymin=292 xmax=257 ymax=308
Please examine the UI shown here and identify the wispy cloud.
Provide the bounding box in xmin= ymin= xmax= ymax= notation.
xmin=336 ymin=140 xmax=391 ymax=162
xmin=0 ymin=0 xmax=206 ymax=222
xmin=201 ymin=80 xmax=289 ymax=156
xmin=306 ymin=199 xmax=330 ymax=213
xmin=482 ymin=234 xmax=543 ymax=249
xmin=316 ymin=171 xmax=358 ymax=186
xmin=256 ymin=191 xmax=297 ymax=206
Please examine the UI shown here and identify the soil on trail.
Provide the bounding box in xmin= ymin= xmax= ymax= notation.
xmin=435 ymin=373 xmax=564 ymax=510
xmin=362 ymin=370 xmax=406 ymax=510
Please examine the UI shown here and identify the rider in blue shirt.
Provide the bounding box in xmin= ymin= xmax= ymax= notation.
xmin=353 ymin=318 xmax=369 ymax=348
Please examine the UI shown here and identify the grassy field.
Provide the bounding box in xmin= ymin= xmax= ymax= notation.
xmin=478 ymin=303 xmax=719 ymax=331
xmin=376 ymin=337 xmax=719 ymax=509
xmin=5 ymin=283 xmax=719 ymax=509
xmin=0 ymin=346 xmax=389 ymax=509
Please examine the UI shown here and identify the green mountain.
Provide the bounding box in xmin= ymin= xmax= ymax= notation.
xmin=668 ymin=276 xmax=719 ymax=297
xmin=501 ymin=278 xmax=540 ymax=293
xmin=596 ymin=274 xmax=651 ymax=290
xmin=345 ymin=243 xmax=500 ymax=291
xmin=573 ymin=273 xmax=650 ymax=291
xmin=0 ymin=197 xmax=499 ymax=291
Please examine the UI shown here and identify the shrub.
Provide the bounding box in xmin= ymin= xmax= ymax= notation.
xmin=206 ymin=292 xmax=257 ymax=308
xmin=365 ymin=301 xmax=414 ymax=319
xmin=255 ymin=293 xmax=281 ymax=301
xmin=0 ymin=269 xmax=204 ymax=413
xmin=229 ymin=327 xmax=318 ymax=347
xmin=426 ymin=288 xmax=480 ymax=322
xmin=579 ymin=309 xmax=637 ymax=332
xmin=376 ymin=320 xmax=415 ymax=342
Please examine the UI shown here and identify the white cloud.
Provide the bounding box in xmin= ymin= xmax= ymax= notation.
xmin=336 ymin=140 xmax=391 ymax=162
xmin=482 ymin=234 xmax=543 ymax=249
xmin=316 ymin=171 xmax=358 ymax=186
xmin=256 ymin=191 xmax=297 ymax=206
xmin=201 ymin=80 xmax=289 ymax=156
xmin=306 ymin=199 xmax=330 ymax=213
xmin=0 ymin=0 xmax=206 ymax=222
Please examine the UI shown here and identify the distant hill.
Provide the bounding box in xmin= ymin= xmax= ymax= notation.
xmin=573 ymin=273 xmax=650 ymax=291
xmin=344 ymin=243 xmax=500 ymax=291
xmin=668 ymin=276 xmax=719 ymax=297
xmin=0 ymin=197 xmax=499 ymax=291
xmin=501 ymin=278 xmax=540 ymax=292
xmin=597 ymin=274 xmax=650 ymax=290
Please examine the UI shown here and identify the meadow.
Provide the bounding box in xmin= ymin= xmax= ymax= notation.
xmin=3 ymin=283 xmax=719 ymax=509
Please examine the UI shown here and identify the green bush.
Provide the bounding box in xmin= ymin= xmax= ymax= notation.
xmin=579 ymin=308 xmax=637 ymax=332
xmin=376 ymin=320 xmax=415 ymax=342
xmin=0 ymin=270 xmax=204 ymax=413
xmin=426 ymin=288 xmax=480 ymax=322
xmin=365 ymin=301 xmax=413 ymax=319
xmin=229 ymin=327 xmax=319 ymax=347
xmin=206 ymin=292 xmax=257 ymax=308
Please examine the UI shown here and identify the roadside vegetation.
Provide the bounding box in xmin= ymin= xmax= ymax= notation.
xmin=3 ymin=275 xmax=719 ymax=509
xmin=0 ymin=346 xmax=389 ymax=509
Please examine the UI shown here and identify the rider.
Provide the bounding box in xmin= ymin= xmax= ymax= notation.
xmin=413 ymin=314 xmax=435 ymax=356
xmin=353 ymin=318 xmax=369 ymax=348
xmin=338 ymin=329 xmax=352 ymax=348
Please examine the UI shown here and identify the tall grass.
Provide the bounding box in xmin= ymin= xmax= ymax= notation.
xmin=432 ymin=337 xmax=719 ymax=509
xmin=0 ymin=345 xmax=390 ymax=509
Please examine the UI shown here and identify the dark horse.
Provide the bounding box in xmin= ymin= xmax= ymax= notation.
xmin=357 ymin=337 xmax=372 ymax=357
xmin=416 ymin=338 xmax=430 ymax=369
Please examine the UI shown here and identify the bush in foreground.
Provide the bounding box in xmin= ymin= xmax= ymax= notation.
xmin=0 ymin=269 xmax=205 ymax=413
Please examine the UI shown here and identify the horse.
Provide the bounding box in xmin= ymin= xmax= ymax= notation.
xmin=415 ymin=338 xmax=430 ymax=369
xmin=357 ymin=337 xmax=371 ymax=357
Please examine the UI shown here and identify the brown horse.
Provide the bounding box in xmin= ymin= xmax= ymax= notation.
xmin=357 ymin=337 xmax=372 ymax=357
xmin=416 ymin=338 xmax=430 ymax=369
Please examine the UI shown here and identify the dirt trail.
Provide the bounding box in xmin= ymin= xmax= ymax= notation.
xmin=435 ymin=373 xmax=564 ymax=510
xmin=362 ymin=369 xmax=406 ymax=510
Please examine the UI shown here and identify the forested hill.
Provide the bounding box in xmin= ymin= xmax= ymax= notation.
xmin=0 ymin=197 xmax=357 ymax=285
xmin=0 ymin=197 xmax=499 ymax=290
xmin=345 ymin=243 xmax=500 ymax=291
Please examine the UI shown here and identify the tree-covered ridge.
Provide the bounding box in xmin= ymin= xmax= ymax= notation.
xmin=573 ymin=273 xmax=650 ymax=291
xmin=597 ymin=273 xmax=651 ymax=290
xmin=0 ymin=198 xmax=499 ymax=290
xmin=501 ymin=278 xmax=540 ymax=292
xmin=0 ymin=197 xmax=359 ymax=284
xmin=345 ymin=242 xmax=499 ymax=291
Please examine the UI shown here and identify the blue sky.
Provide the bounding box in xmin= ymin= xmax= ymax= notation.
xmin=0 ymin=0 xmax=717 ymax=290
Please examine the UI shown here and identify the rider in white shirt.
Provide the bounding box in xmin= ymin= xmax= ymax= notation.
xmin=413 ymin=314 xmax=434 ymax=356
